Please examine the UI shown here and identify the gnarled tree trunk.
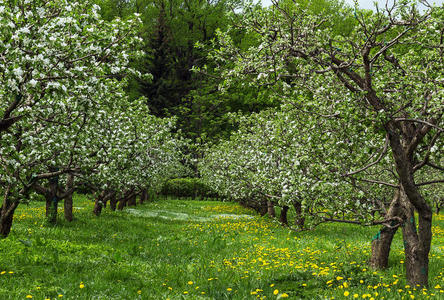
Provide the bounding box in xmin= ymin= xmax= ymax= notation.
xmin=110 ymin=193 xmax=117 ymax=211
xmin=0 ymin=187 xmax=19 ymax=237
xmin=280 ymin=205 xmax=289 ymax=226
xmin=93 ymin=191 xmax=106 ymax=216
xmin=63 ymin=174 xmax=75 ymax=222
xmin=267 ymin=200 xmax=276 ymax=217
xmin=399 ymin=190 xmax=432 ymax=287
xmin=293 ymin=201 xmax=305 ymax=229
xmin=370 ymin=189 xmax=404 ymax=269
xmin=117 ymin=190 xmax=133 ymax=210
xmin=46 ymin=176 xmax=59 ymax=224
xmin=388 ymin=126 xmax=433 ymax=287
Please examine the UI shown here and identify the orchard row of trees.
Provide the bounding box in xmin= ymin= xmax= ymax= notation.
xmin=0 ymin=0 xmax=186 ymax=237
xmin=199 ymin=0 xmax=443 ymax=287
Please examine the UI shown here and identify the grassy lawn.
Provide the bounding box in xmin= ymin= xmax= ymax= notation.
xmin=0 ymin=195 xmax=443 ymax=299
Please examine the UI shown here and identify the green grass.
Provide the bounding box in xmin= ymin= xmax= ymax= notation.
xmin=0 ymin=195 xmax=443 ymax=299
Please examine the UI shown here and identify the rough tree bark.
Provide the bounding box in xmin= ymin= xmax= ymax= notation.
xmin=93 ymin=190 xmax=106 ymax=216
xmin=267 ymin=200 xmax=276 ymax=217
xmin=110 ymin=193 xmax=118 ymax=211
xmin=63 ymin=174 xmax=75 ymax=222
xmin=370 ymin=189 xmax=404 ymax=269
xmin=387 ymin=126 xmax=433 ymax=287
xmin=399 ymin=189 xmax=432 ymax=287
xmin=0 ymin=187 xmax=19 ymax=237
xmin=279 ymin=205 xmax=289 ymax=226
xmin=46 ymin=175 xmax=59 ymax=224
xmin=293 ymin=201 xmax=305 ymax=229
xmin=117 ymin=190 xmax=134 ymax=210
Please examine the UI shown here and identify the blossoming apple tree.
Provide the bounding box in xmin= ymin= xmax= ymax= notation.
xmin=205 ymin=0 xmax=442 ymax=286
xmin=0 ymin=0 xmax=146 ymax=236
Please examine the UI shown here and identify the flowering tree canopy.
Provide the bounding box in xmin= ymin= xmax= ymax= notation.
xmin=202 ymin=0 xmax=442 ymax=287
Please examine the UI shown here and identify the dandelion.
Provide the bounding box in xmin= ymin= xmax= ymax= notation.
xmin=183 ymin=291 xmax=188 ymax=294
xmin=188 ymin=281 xmax=194 ymax=285
xmin=273 ymin=289 xmax=279 ymax=295
xmin=336 ymin=276 xmax=343 ymax=280
xmin=79 ymin=282 xmax=85 ymax=289
xmin=26 ymin=296 xmax=32 ymax=299
xmin=270 ymin=284 xmax=275 ymax=287
xmin=8 ymin=271 xmax=13 ymax=274
xmin=0 ymin=271 xmax=5 ymax=275
xmin=58 ymin=295 xmax=63 ymax=298
xmin=343 ymin=282 xmax=348 ymax=288
xmin=353 ymin=294 xmax=359 ymax=298
xmin=344 ymin=291 xmax=349 ymax=296
xmin=280 ymin=293 xmax=289 ymax=298
xmin=227 ymin=288 xmax=232 ymax=291
xmin=137 ymin=290 xmax=141 ymax=295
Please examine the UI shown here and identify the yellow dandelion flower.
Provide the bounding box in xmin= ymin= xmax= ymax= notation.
xmin=183 ymin=291 xmax=188 ymax=294
xmin=281 ymin=293 xmax=289 ymax=298
xmin=26 ymin=296 xmax=32 ymax=299
xmin=353 ymin=294 xmax=359 ymax=298
xmin=227 ymin=288 xmax=232 ymax=292
xmin=58 ymin=295 xmax=63 ymax=298
xmin=79 ymin=283 xmax=85 ymax=289
xmin=343 ymin=282 xmax=349 ymax=288
xmin=336 ymin=276 xmax=343 ymax=280
xmin=0 ymin=271 xmax=5 ymax=275
xmin=270 ymin=284 xmax=275 ymax=287
xmin=273 ymin=289 xmax=279 ymax=295
xmin=137 ymin=290 xmax=141 ymax=295
xmin=188 ymin=281 xmax=193 ymax=285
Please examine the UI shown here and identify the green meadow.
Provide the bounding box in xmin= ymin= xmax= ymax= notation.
xmin=0 ymin=195 xmax=443 ymax=300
